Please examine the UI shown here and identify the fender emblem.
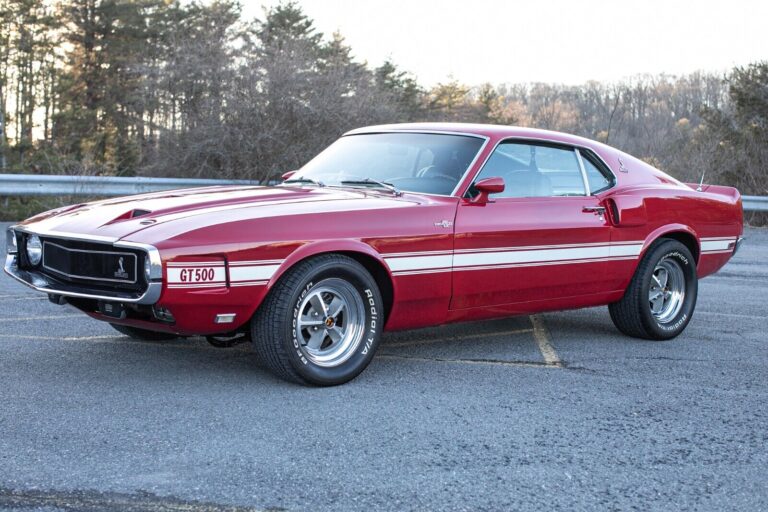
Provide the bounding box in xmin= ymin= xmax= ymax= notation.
xmin=434 ymin=220 xmax=453 ymax=228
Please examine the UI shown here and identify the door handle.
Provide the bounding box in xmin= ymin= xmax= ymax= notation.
xmin=582 ymin=206 xmax=606 ymax=215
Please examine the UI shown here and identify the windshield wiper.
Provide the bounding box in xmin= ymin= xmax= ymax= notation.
xmin=284 ymin=177 xmax=325 ymax=187
xmin=340 ymin=178 xmax=402 ymax=196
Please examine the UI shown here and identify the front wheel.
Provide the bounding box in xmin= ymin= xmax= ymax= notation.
xmin=609 ymin=239 xmax=698 ymax=340
xmin=250 ymin=254 xmax=383 ymax=386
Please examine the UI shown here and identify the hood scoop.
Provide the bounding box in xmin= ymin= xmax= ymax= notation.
xmin=103 ymin=208 xmax=154 ymax=225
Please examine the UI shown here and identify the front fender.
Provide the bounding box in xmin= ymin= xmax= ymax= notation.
xmin=266 ymin=239 xmax=394 ymax=291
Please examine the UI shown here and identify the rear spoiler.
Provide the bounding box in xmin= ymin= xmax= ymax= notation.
xmin=685 ymin=183 xmax=741 ymax=203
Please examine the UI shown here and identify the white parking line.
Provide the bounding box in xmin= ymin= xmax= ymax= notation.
xmin=0 ymin=315 xmax=566 ymax=369
xmin=705 ymin=276 xmax=768 ymax=284
xmin=0 ymin=295 xmax=47 ymax=301
xmin=0 ymin=334 xmax=119 ymax=341
xmin=0 ymin=314 xmax=80 ymax=322
xmin=378 ymin=353 xmax=560 ymax=368
xmin=0 ymin=333 xmax=250 ymax=352
xmin=530 ymin=315 xmax=563 ymax=367
xmin=697 ymin=310 xmax=768 ymax=320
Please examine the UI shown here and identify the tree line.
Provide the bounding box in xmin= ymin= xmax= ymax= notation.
xmin=1 ymin=0 xmax=766 ymax=198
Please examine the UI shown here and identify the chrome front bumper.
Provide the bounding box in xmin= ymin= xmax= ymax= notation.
xmin=4 ymin=253 xmax=162 ymax=305
xmin=733 ymin=236 xmax=745 ymax=257
xmin=5 ymin=225 xmax=163 ymax=305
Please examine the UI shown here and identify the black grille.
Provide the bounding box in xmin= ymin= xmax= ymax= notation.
xmin=34 ymin=236 xmax=147 ymax=292
xmin=43 ymin=242 xmax=137 ymax=284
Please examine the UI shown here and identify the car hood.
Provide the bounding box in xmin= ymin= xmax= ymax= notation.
xmin=17 ymin=185 xmax=423 ymax=244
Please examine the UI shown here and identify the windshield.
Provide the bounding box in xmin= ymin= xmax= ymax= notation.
xmin=289 ymin=132 xmax=485 ymax=195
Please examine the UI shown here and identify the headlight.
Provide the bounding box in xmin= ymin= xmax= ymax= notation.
xmin=26 ymin=234 xmax=42 ymax=266
xmin=144 ymin=256 xmax=152 ymax=281
xmin=6 ymin=229 xmax=17 ymax=255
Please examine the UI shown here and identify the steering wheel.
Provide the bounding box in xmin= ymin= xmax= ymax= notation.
xmin=416 ymin=165 xmax=435 ymax=177
xmin=416 ymin=165 xmax=457 ymax=182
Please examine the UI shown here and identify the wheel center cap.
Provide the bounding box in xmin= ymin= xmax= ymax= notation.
xmin=325 ymin=317 xmax=335 ymax=328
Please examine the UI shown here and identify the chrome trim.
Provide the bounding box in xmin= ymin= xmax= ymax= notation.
xmin=4 ymin=254 xmax=162 ymax=305
xmin=6 ymin=227 xmax=17 ymax=254
xmin=460 ymin=135 xmax=618 ymax=198
xmin=42 ymin=241 xmax=138 ymax=284
xmin=10 ymin=225 xmax=163 ymax=282
xmin=574 ymin=148 xmax=592 ymax=196
xmin=343 ymin=127 xmax=490 ymax=140
xmin=733 ymin=237 xmax=745 ymax=257
xmin=115 ymin=240 xmax=163 ymax=281
xmin=578 ymin=147 xmax=618 ymax=194
xmin=4 ymin=226 xmax=163 ymax=304
xmin=332 ymin=130 xmax=491 ymax=198
xmin=451 ymin=136 xmax=491 ymax=197
xmin=13 ymin=225 xmax=118 ymax=243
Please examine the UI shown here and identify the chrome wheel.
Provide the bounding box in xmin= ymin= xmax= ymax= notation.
xmin=648 ymin=257 xmax=686 ymax=324
xmin=294 ymin=278 xmax=366 ymax=367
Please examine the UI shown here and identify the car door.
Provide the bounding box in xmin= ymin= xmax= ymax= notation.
xmin=450 ymin=140 xmax=614 ymax=310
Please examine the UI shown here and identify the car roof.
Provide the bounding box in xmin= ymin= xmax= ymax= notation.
xmin=344 ymin=122 xmax=689 ymax=190
xmin=344 ymin=122 xmax=604 ymax=149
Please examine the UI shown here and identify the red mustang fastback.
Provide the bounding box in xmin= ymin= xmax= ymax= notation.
xmin=5 ymin=123 xmax=743 ymax=385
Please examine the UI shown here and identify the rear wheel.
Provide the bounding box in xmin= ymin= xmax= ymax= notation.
xmin=251 ymin=254 xmax=383 ymax=386
xmin=609 ymin=239 xmax=698 ymax=340
xmin=110 ymin=323 xmax=179 ymax=341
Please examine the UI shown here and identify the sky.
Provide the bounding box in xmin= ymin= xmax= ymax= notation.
xmin=243 ymin=0 xmax=767 ymax=86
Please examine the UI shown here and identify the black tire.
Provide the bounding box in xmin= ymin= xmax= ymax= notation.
xmin=251 ymin=254 xmax=383 ymax=386
xmin=110 ymin=323 xmax=179 ymax=341
xmin=609 ymin=239 xmax=698 ymax=340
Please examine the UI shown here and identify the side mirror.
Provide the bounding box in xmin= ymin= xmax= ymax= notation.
xmin=281 ymin=170 xmax=298 ymax=181
xmin=471 ymin=177 xmax=505 ymax=204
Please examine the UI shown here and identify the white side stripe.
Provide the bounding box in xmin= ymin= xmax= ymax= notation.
xmin=700 ymin=239 xmax=735 ymax=252
xmin=164 ymin=236 xmax=735 ymax=288
xmin=453 ymin=244 xmax=643 ymax=268
xmin=229 ymin=264 xmax=280 ymax=282
xmin=166 ymin=260 xmax=282 ymax=289
xmin=453 ymin=255 xmax=638 ymax=273
xmin=453 ymin=240 xmax=641 ymax=253
xmin=609 ymin=243 xmax=645 ymax=258
xmin=384 ymin=254 xmax=453 ymax=272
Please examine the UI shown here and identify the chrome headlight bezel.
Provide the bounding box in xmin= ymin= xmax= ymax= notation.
xmin=26 ymin=234 xmax=42 ymax=266
xmin=144 ymin=255 xmax=152 ymax=282
xmin=6 ymin=228 xmax=17 ymax=255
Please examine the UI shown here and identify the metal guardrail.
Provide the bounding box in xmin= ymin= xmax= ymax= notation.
xmin=0 ymin=173 xmax=766 ymax=211
xmin=0 ymin=173 xmax=256 ymax=196
xmin=743 ymin=196 xmax=768 ymax=212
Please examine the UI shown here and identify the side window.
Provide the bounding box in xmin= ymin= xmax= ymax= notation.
xmin=471 ymin=141 xmax=586 ymax=198
xmin=579 ymin=150 xmax=615 ymax=194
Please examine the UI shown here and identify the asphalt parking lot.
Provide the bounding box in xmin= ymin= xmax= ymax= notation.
xmin=0 ymin=222 xmax=766 ymax=511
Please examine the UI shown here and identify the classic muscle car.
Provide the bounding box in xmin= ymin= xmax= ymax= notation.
xmin=5 ymin=123 xmax=744 ymax=385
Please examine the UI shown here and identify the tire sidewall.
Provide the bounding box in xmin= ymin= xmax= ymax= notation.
xmin=283 ymin=260 xmax=383 ymax=385
xmin=640 ymin=241 xmax=698 ymax=339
